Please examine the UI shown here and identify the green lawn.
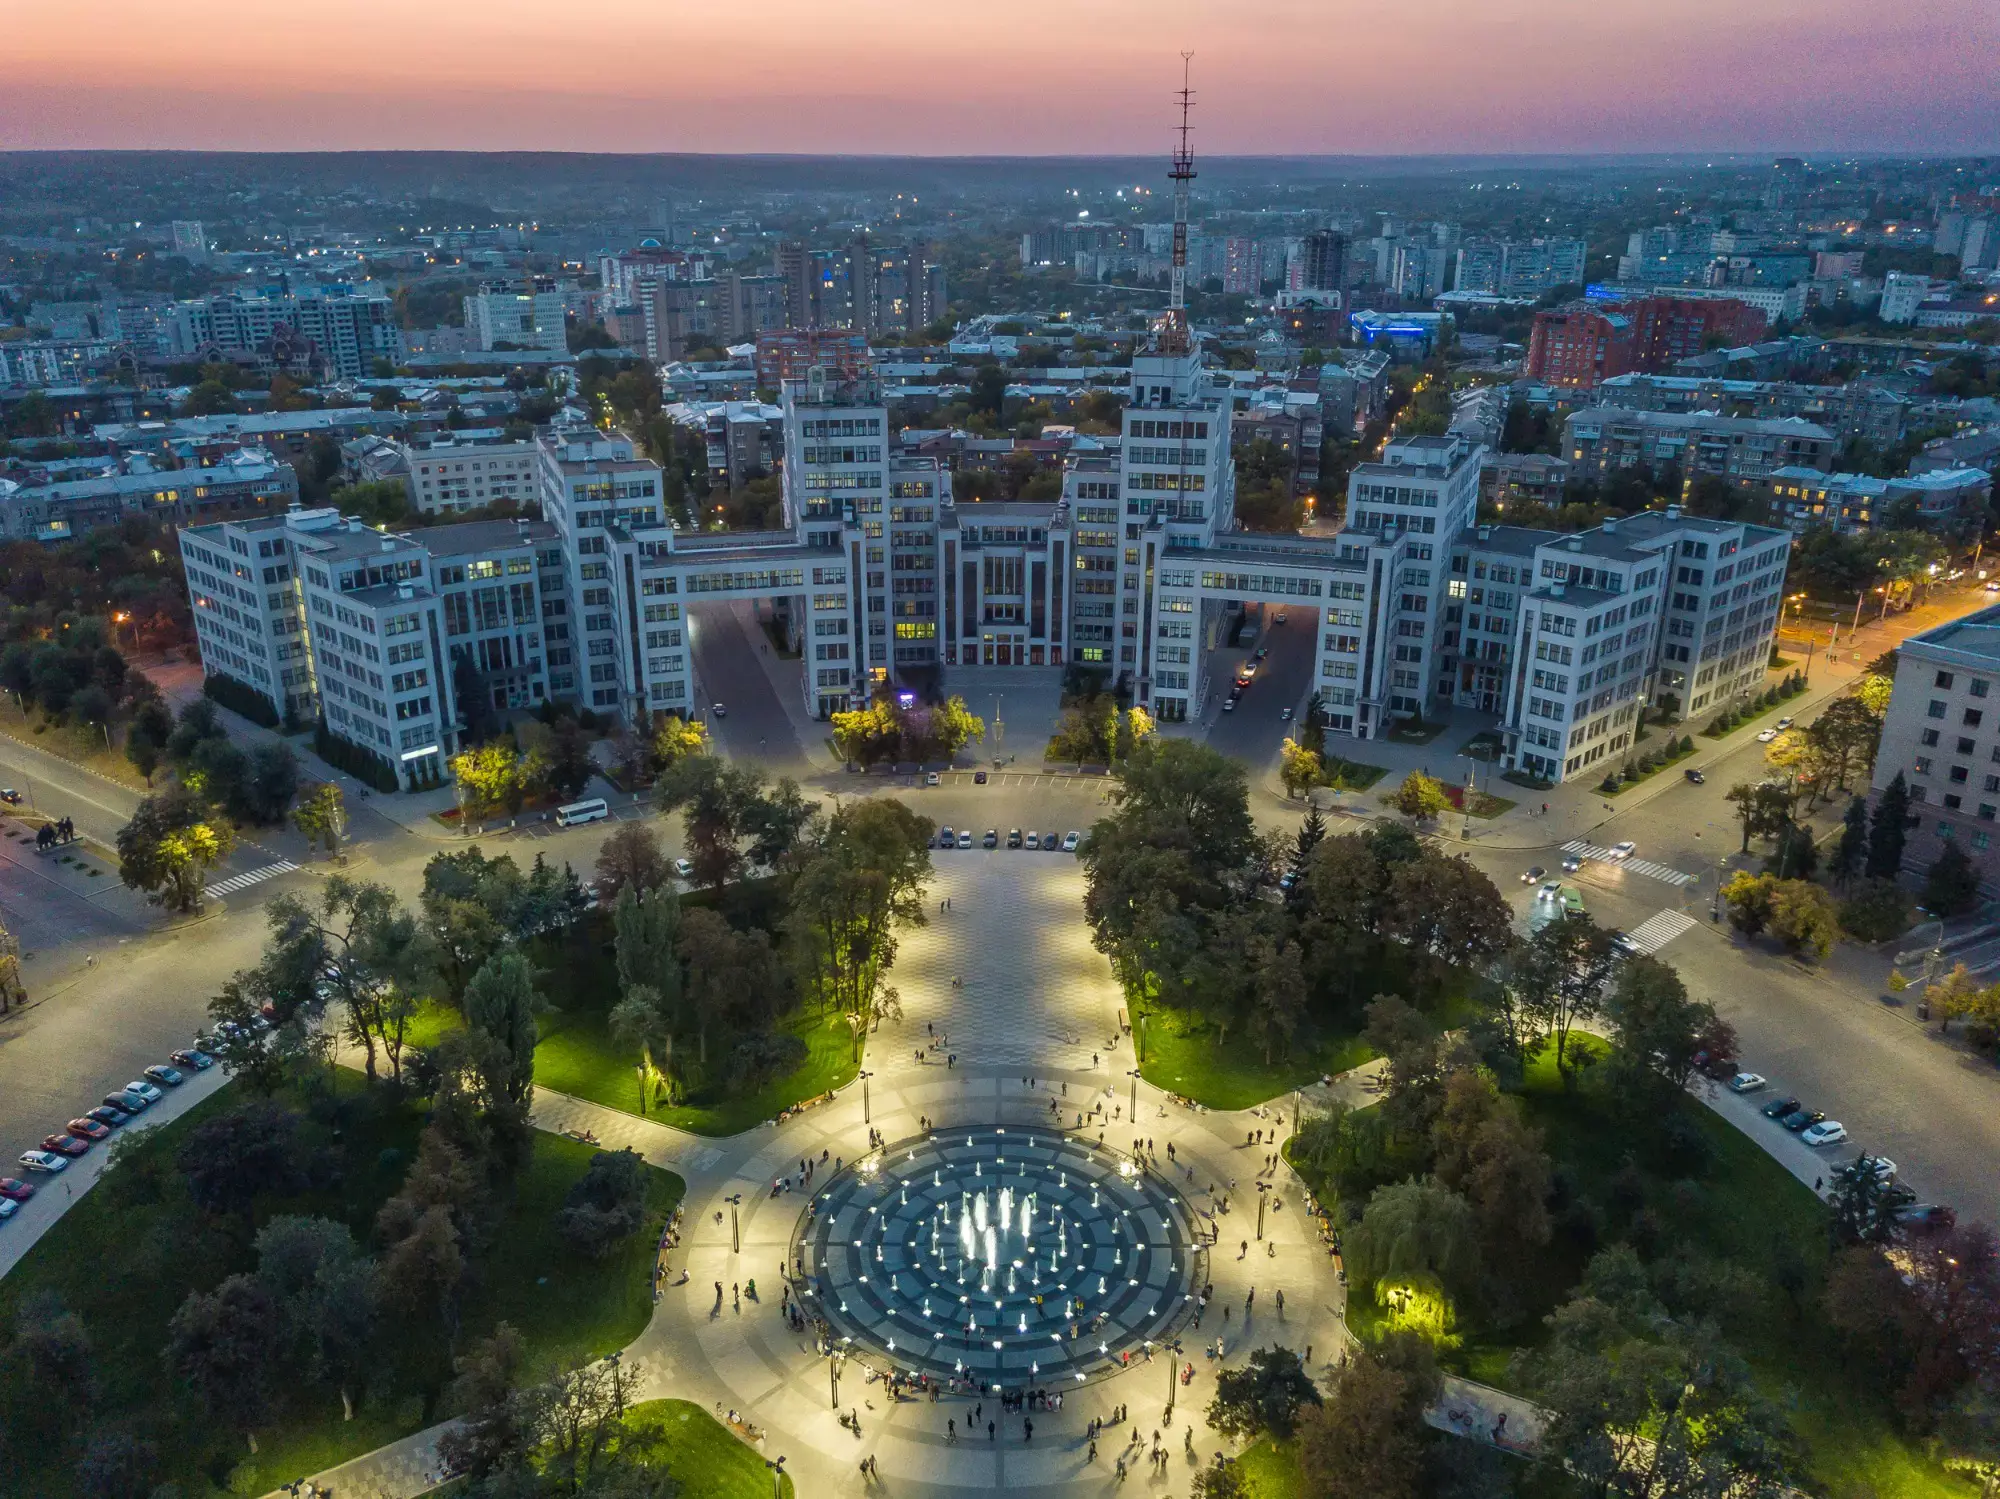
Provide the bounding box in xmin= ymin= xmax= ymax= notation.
xmin=624 ymin=1401 xmax=797 ymax=1498
xmin=1136 ymin=1005 xmax=1371 ymax=1110
xmin=534 ymin=1004 xmax=859 ymax=1136
xmin=0 ymin=1072 xmax=681 ymax=1499
xmin=1305 ymin=1041 xmax=1978 ymax=1499
xmin=1236 ymin=1436 xmax=1303 ymax=1497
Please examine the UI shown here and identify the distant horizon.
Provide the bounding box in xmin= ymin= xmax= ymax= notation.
xmin=6 ymin=0 xmax=1999 ymax=157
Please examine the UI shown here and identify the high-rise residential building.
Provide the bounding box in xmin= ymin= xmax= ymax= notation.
xmin=1879 ymin=272 xmax=1935 ymax=324
xmin=1454 ymin=237 xmax=1588 ymax=297
xmin=171 ymin=288 xmax=403 ymax=380
xmin=1527 ymin=295 xmax=1769 ymax=388
xmin=464 ymin=281 xmax=570 ymax=353
xmin=1298 ymin=230 xmax=1348 ymax=294
xmin=1873 ymin=607 xmax=2000 ymax=880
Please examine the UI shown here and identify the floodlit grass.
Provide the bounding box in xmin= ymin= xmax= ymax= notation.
xmin=1236 ymin=1436 xmax=1303 ymax=1497
xmin=624 ymin=1401 xmax=797 ymax=1499
xmin=534 ymin=1004 xmax=859 ymax=1136
xmin=0 ymin=1070 xmax=681 ymax=1499
xmin=0 ymin=695 xmax=154 ymax=791
xmin=1136 ymin=1004 xmax=1371 ymax=1110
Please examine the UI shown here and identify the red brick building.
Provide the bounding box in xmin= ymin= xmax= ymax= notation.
xmin=1527 ymin=296 xmax=1769 ymax=389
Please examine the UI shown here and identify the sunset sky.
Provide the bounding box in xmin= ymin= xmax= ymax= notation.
xmin=4 ymin=0 xmax=1997 ymax=155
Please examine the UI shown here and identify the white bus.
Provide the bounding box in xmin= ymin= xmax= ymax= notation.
xmin=554 ymin=797 xmax=610 ymax=828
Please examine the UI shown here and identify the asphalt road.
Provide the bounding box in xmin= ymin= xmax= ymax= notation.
xmin=687 ymin=599 xmax=814 ymax=778
xmin=1203 ymin=606 xmax=1318 ymax=763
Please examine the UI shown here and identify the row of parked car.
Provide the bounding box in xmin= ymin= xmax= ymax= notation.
xmin=0 ymin=1036 xmax=237 ymax=1221
xmin=933 ymin=827 xmax=1082 ymax=852
xmin=1724 ymin=1070 xmax=1942 ymax=1224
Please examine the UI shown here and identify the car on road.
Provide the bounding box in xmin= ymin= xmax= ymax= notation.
xmin=1610 ymin=841 xmax=1637 ymax=859
xmin=1007 ymin=828 xmax=1023 ymax=848
xmin=1255 ymin=647 xmax=1269 ymax=661
xmin=926 ymin=772 xmax=940 ymax=786
xmin=18 ymin=1150 xmax=68 ymax=1174
xmin=1684 ymin=767 xmax=1705 ymax=784
xmin=1025 ymin=832 xmax=1040 ymax=849
xmin=1521 ymin=866 xmax=1547 ymax=883
xmin=1728 ymin=1072 xmax=1767 ymax=1093
xmin=1062 ymin=831 xmax=1081 ymax=852
xmin=66 ymin=1118 xmax=110 ymax=1142
xmin=1761 ymin=1095 xmax=1801 ymax=1120
xmin=0 ymin=1198 xmax=17 ymax=1221
xmin=1537 ymin=880 xmax=1562 ymax=901
xmin=1280 ymin=707 xmax=1293 ymax=721
xmin=144 ymin=1064 xmax=184 ymax=1088
xmin=711 ymin=703 xmax=727 ymax=718
xmin=0 ymin=788 xmax=19 ymax=805
xmin=84 ymin=1106 xmax=128 ymax=1130
xmin=1561 ymin=855 xmax=1583 ymax=873
xmin=1756 ymin=728 xmax=1778 ymax=743
xmin=0 ymin=1178 xmax=33 ymax=1202
xmin=1221 ymin=699 xmax=1236 ymax=713
xmin=1781 ymin=1108 xmax=1825 ymax=1133
xmin=982 ymin=829 xmax=999 ymax=849
xmin=41 ymin=1134 xmax=88 ymax=1158
xmin=673 ymin=858 xmax=695 ymax=879
xmin=169 ymin=1049 xmax=214 ymax=1071
xmin=1776 ymin=717 xmax=1794 ymax=731
xmin=974 ymin=770 xmax=988 ymax=784
xmin=103 ymin=1090 xmax=148 ymax=1114
xmin=957 ymin=830 xmax=973 ymax=848
xmin=1275 ymin=612 xmax=1287 ymax=624
xmin=1802 ymin=1120 xmax=1848 ymax=1146
xmin=1987 ymin=581 xmax=2000 ymax=593
xmin=124 ymin=1080 xmax=164 ymax=1105
xmin=1611 ymin=931 xmax=1642 ymax=956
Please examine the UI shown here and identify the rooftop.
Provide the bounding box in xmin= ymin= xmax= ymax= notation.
xmin=1907 ymin=605 xmax=2000 ymax=668
xmin=418 ymin=518 xmax=560 ymax=557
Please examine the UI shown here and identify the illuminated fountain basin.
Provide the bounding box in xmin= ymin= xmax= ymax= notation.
xmin=794 ymin=1129 xmax=1198 ymax=1388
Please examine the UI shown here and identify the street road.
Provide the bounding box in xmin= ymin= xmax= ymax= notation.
xmin=686 ymin=599 xmax=814 ymax=777
xmin=1203 ymin=605 xmax=1318 ymax=763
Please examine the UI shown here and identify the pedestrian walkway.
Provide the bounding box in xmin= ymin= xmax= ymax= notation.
xmin=1562 ymin=840 xmax=1695 ymax=887
xmin=203 ymin=859 xmax=299 ymax=900
xmin=1621 ymin=909 xmax=1698 ymax=956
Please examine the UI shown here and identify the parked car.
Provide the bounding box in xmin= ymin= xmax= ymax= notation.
xmin=1756 ymin=728 xmax=1778 ymax=743
xmin=1801 ymin=1120 xmax=1848 ymax=1146
xmin=1062 ymin=831 xmax=1082 ymax=853
xmin=1610 ymin=841 xmax=1637 ymax=859
xmin=1007 ymin=829 xmax=1023 ymax=848
xmin=18 ymin=1150 xmax=68 ymax=1174
xmin=1025 ymin=832 xmax=1041 ymax=849
xmin=124 ymin=1080 xmax=164 ymax=1104
xmin=974 ymin=770 xmax=988 ymax=784
xmin=1762 ymin=1096 xmax=1801 ymax=1120
xmin=1893 ymin=1203 xmax=1953 ymax=1230
xmin=1521 ymin=866 xmax=1547 ymax=883
xmin=1781 ymin=1108 xmax=1825 ymax=1133
xmin=673 ymin=858 xmax=695 ymax=880
xmin=103 ymin=1091 xmax=148 ymax=1114
xmin=0 ymin=1178 xmax=33 ymax=1202
xmin=1728 ymin=1072 xmax=1767 ymax=1093
xmin=983 ymin=829 xmax=999 ymax=849
xmin=1859 ymin=1155 xmax=1898 ymax=1181
xmin=41 ymin=1134 xmax=88 ymax=1158
xmin=169 ymin=1048 xmax=214 ymax=1071
xmin=957 ymin=830 xmax=973 ymax=848
xmin=84 ymin=1106 xmax=129 ymax=1130
xmin=144 ymin=1064 xmax=184 ymax=1088
xmin=1221 ymin=699 xmax=1236 ymax=713
xmin=66 ymin=1118 xmax=111 ymax=1142
xmin=938 ymin=827 xmax=954 ymax=848
xmin=0 ymin=1198 xmax=17 ymax=1221
xmin=1043 ymin=832 xmax=1059 ymax=852
xmin=1684 ymin=767 xmax=1705 ymax=784
xmin=1275 ymin=612 xmax=1288 ymax=624
xmin=926 ymin=771 xmax=941 ymax=786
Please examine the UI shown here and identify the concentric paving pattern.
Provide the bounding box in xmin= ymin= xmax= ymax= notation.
xmin=796 ymin=1128 xmax=1198 ymax=1389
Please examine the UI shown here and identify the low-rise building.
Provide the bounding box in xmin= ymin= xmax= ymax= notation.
xmin=1 ymin=447 xmax=298 ymax=543
xmin=403 ymin=435 xmax=540 ymax=514
xmin=1755 ymin=466 xmax=1991 ymax=534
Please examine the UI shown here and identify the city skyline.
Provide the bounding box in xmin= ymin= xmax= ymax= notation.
xmin=6 ymin=0 xmax=1999 ymax=155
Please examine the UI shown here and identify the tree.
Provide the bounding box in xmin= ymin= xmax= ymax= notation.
xmin=1768 ymin=878 xmax=1840 ymax=960
xmin=1762 ymin=821 xmax=1820 ymax=881
xmin=437 ymin=1323 xmax=531 ymax=1482
xmin=1430 ymin=1070 xmax=1552 ymax=1295
xmin=1246 ymin=938 xmax=1307 ymax=1066
xmin=1839 ymin=877 xmax=1916 ymax=943
xmin=650 ymin=713 xmax=709 ymax=774
xmin=1347 ymin=1178 xmax=1481 ymax=1313
xmin=451 ymin=740 xmax=526 ymax=819
xmin=1381 ymin=851 xmax=1514 ymax=979
xmin=238 ymin=741 xmax=300 ymax=824
xmin=1826 ymin=1156 xmax=1902 ymax=1246
xmin=1280 ymin=737 xmax=1323 ymax=798
xmin=266 ymin=879 xmax=433 ymax=1083
xmin=1804 ymin=694 xmax=1886 ymax=793
xmin=74 ymin=1432 xmax=158 ymax=1499
xmin=1192 ymin=1455 xmax=1252 ymax=1499
xmin=655 ymin=753 xmax=768 ymax=887
xmin=1110 ymin=739 xmax=1257 ymax=872
xmin=164 ymin=1274 xmax=281 ymax=1448
xmin=1293 ymin=806 xmax=1327 ymax=875
xmin=253 ymin=1215 xmax=376 ymax=1420
xmin=594 ymin=820 xmax=669 ymax=903
xmin=1925 ymin=841 xmax=1983 ymax=917
xmin=543 ymin=717 xmax=596 ymax=802
xmin=1391 ymin=770 xmax=1451 ymax=822
xmin=1511 ymin=912 xmax=1617 ymax=1085
xmin=556 ymin=1148 xmax=650 ymax=1258
xmin=292 ymin=781 xmax=347 ymax=859
xmin=1830 ymin=795 xmax=1869 ymax=884
xmin=463 ymin=951 xmax=542 ymax=1107
xmin=1296 ymin=1334 xmax=1440 ymax=1499
xmin=116 ymin=784 xmax=236 ymax=912
xmin=1725 ymin=781 xmax=1793 ymax=852
xmin=124 ymin=697 xmax=174 ymax=784
xmin=1868 ymin=772 xmax=1912 ymax=879
xmin=1603 ymin=956 xmax=1734 ymax=1096
xmin=176 ymin=1100 xmax=303 ymax=1225
xmin=1722 ymin=871 xmax=1777 ymax=936
xmin=1207 ymin=1344 xmax=1324 ymax=1440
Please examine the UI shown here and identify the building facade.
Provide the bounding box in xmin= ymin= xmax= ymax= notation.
xmin=1874 ymin=607 xmax=2000 ymax=881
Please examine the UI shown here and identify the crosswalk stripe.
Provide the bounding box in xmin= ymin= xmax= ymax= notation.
xmin=203 ymin=859 xmax=300 ymax=900
xmin=1622 ymin=909 xmax=1697 ymax=955
xmin=1561 ymin=841 xmax=1695 ymax=887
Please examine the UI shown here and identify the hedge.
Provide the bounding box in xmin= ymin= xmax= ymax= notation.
xmin=313 ymin=720 xmax=402 ymax=793
xmin=203 ymin=671 xmax=280 ymax=728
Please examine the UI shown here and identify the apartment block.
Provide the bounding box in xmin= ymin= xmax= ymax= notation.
xmin=403 ymin=435 xmax=541 ymax=514
xmin=178 ymin=514 xmax=314 ymax=719
xmin=1563 ymin=407 xmax=1837 ymax=492
xmin=1875 ymin=610 xmax=2000 ymax=880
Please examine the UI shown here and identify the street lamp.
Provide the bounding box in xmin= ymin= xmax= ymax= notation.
xmin=860 ymin=1069 xmax=873 ymax=1125
xmin=727 ymin=1192 xmax=742 ymax=1254
xmin=1165 ymin=1338 xmax=1178 ymax=1418
xmin=1127 ymin=1068 xmax=1140 ymax=1127
xmin=1257 ymin=1180 xmax=1270 ymax=1241
xmin=766 ymin=1457 xmax=787 ymax=1499
xmin=829 ymin=1346 xmax=846 ymax=1409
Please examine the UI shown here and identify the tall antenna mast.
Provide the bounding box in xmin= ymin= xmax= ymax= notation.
xmin=1161 ymin=52 xmax=1196 ymax=353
